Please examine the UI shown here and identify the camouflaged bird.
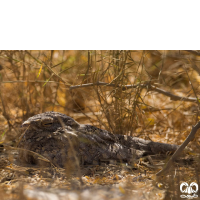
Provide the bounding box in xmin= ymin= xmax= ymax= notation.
xmin=18 ymin=112 xmax=179 ymax=168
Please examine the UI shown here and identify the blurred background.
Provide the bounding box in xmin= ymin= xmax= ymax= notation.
xmin=0 ymin=50 xmax=200 ymax=148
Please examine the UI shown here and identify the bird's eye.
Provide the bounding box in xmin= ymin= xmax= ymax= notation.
xmin=41 ymin=118 xmax=53 ymax=127
xmin=42 ymin=122 xmax=53 ymax=127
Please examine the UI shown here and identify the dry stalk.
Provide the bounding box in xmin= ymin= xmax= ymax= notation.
xmin=70 ymin=81 xmax=198 ymax=102
xmin=156 ymin=120 xmax=200 ymax=176
xmin=57 ymin=117 xmax=84 ymax=186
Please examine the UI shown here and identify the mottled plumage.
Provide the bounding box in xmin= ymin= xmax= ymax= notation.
xmin=18 ymin=112 xmax=178 ymax=167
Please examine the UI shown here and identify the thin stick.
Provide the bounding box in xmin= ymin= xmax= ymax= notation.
xmin=69 ymin=81 xmax=198 ymax=102
xmin=185 ymin=50 xmax=200 ymax=56
xmin=57 ymin=117 xmax=84 ymax=186
xmin=156 ymin=120 xmax=200 ymax=176
xmin=44 ymin=65 xmax=70 ymax=86
xmin=5 ymin=145 xmax=56 ymax=168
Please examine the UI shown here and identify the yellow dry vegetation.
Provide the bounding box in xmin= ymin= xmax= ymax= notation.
xmin=0 ymin=50 xmax=200 ymax=199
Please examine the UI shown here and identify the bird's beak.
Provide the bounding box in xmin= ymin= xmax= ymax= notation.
xmin=21 ymin=121 xmax=31 ymax=128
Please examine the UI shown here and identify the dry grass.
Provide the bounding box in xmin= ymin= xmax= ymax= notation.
xmin=0 ymin=50 xmax=200 ymax=199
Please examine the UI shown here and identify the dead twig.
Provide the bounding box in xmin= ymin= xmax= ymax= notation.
xmin=2 ymin=80 xmax=65 ymax=84
xmin=185 ymin=50 xmax=200 ymax=56
xmin=25 ymin=50 xmax=70 ymax=86
xmin=4 ymin=145 xmax=56 ymax=168
xmin=44 ymin=65 xmax=71 ymax=86
xmin=0 ymin=88 xmax=13 ymax=129
xmin=156 ymin=120 xmax=200 ymax=176
xmin=69 ymin=81 xmax=198 ymax=102
xmin=57 ymin=117 xmax=84 ymax=186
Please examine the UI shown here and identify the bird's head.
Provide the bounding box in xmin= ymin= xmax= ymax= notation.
xmin=21 ymin=111 xmax=80 ymax=132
